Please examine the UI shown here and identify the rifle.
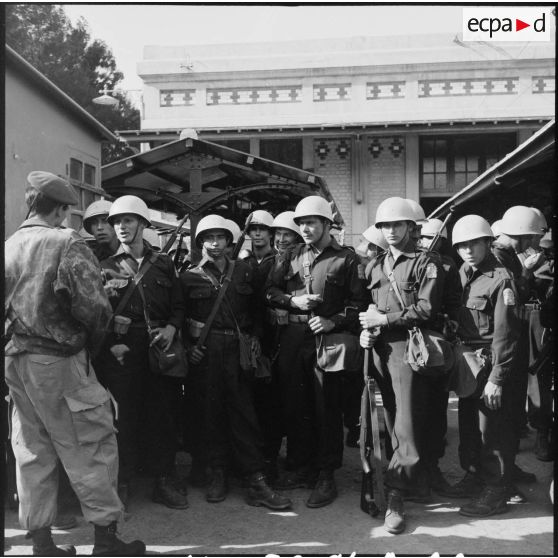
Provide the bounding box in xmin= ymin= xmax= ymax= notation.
xmin=162 ymin=211 xmax=190 ymax=254
xmin=428 ymin=205 xmax=455 ymax=254
xmin=231 ymin=212 xmax=254 ymax=260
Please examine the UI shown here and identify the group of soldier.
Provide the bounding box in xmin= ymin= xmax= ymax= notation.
xmin=4 ymin=170 xmax=553 ymax=555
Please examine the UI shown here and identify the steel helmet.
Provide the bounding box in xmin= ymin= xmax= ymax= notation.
xmin=248 ymin=210 xmax=274 ymax=229
xmin=420 ymin=218 xmax=447 ymax=239
xmin=452 ymin=215 xmax=494 ymax=246
xmin=362 ymin=225 xmax=389 ymax=250
xmin=500 ymin=206 xmax=544 ymax=236
xmin=225 ymin=219 xmax=242 ymax=243
xmin=195 ymin=214 xmax=233 ymax=246
xmin=272 ymin=211 xmax=300 ymax=236
xmin=405 ymin=199 xmax=427 ymax=223
xmin=83 ymin=200 xmax=112 ymax=234
xmin=108 ymin=195 xmax=151 ymax=226
xmin=293 ymin=196 xmax=334 ymax=224
xmin=491 ymin=220 xmax=503 ymax=238
xmin=530 ymin=207 xmax=548 ymax=233
xmin=375 ymin=197 xmax=416 ymax=227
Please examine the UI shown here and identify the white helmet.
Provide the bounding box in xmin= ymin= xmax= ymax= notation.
xmin=225 ymin=219 xmax=242 ymax=243
xmin=500 ymin=206 xmax=545 ymax=236
xmin=452 ymin=215 xmax=494 ymax=246
xmin=108 ymin=195 xmax=151 ymax=226
xmin=406 ymin=199 xmax=427 ymax=223
xmin=375 ymin=197 xmax=416 ymax=227
xmin=248 ymin=210 xmax=274 ymax=229
xmin=362 ymin=225 xmax=389 ymax=250
xmin=272 ymin=211 xmax=300 ymax=236
xmin=294 ymin=196 xmax=334 ymax=224
xmin=421 ymin=218 xmax=447 ymax=239
xmin=491 ymin=220 xmax=503 ymax=239
xmin=530 ymin=207 xmax=548 ymax=234
xmin=195 ymin=214 xmax=233 ymax=246
xmin=83 ymin=200 xmax=112 ymax=234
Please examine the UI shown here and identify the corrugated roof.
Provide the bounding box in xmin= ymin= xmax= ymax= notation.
xmin=5 ymin=45 xmax=117 ymax=142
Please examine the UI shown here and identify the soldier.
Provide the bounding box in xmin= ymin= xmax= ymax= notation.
xmin=5 ymin=172 xmax=144 ymax=556
xmin=447 ymin=215 xmax=520 ymax=517
xmin=273 ymin=211 xmax=302 ymax=255
xmin=82 ymin=200 xmax=119 ymax=261
xmin=181 ymin=215 xmax=292 ymax=510
xmin=359 ymin=197 xmax=445 ymax=534
xmin=492 ymin=206 xmax=546 ymax=488
xmin=96 ymin=195 xmax=188 ymax=511
xmin=266 ymin=196 xmax=368 ymax=507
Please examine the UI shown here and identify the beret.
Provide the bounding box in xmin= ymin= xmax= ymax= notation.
xmin=27 ymin=171 xmax=79 ymax=205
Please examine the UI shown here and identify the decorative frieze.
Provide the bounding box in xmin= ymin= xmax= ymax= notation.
xmin=160 ymin=89 xmax=196 ymax=106
xmin=206 ymin=86 xmax=302 ymax=105
xmin=368 ymin=137 xmax=404 ymax=159
xmin=532 ymin=76 xmax=555 ymax=94
xmin=313 ymin=84 xmax=351 ymax=102
xmin=366 ymin=81 xmax=406 ymax=99
xmin=418 ymin=78 xmax=518 ymax=97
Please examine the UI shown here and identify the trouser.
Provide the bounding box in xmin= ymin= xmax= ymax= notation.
xmin=342 ymin=370 xmax=364 ymax=433
xmin=424 ymin=384 xmax=449 ymax=469
xmin=252 ymin=373 xmax=283 ymax=462
xmin=373 ymin=331 xmax=445 ymax=491
xmin=185 ymin=331 xmax=265 ymax=475
xmin=95 ymin=328 xmax=180 ymax=481
xmin=275 ymin=324 xmax=319 ymax=471
xmin=5 ymin=350 xmax=122 ymax=531
xmin=457 ymin=372 xmax=515 ymax=487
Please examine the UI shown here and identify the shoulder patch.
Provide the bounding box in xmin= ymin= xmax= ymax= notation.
xmin=426 ymin=262 xmax=438 ymax=279
xmin=357 ymin=263 xmax=365 ymax=280
xmin=503 ymin=288 xmax=516 ymax=306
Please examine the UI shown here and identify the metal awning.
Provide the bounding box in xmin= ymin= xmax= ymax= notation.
xmin=429 ymin=120 xmax=555 ymax=219
xmin=102 ymin=136 xmax=343 ymax=226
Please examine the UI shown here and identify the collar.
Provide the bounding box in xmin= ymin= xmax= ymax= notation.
xmin=463 ymin=253 xmax=497 ymax=278
xmin=309 ymin=235 xmax=343 ymax=254
xmin=386 ymin=238 xmax=419 ymax=261
xmin=18 ymin=216 xmax=55 ymax=230
xmin=197 ymin=254 xmax=230 ymax=271
xmin=110 ymin=240 xmax=153 ymax=260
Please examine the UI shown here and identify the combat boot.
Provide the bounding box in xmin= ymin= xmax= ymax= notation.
xmin=206 ymin=467 xmax=228 ymax=503
xmin=276 ymin=467 xmax=317 ymax=490
xmin=534 ymin=429 xmax=553 ymax=461
xmin=438 ymin=470 xmax=484 ymax=498
xmin=511 ymin=463 xmax=536 ymax=484
xmin=384 ymin=489 xmax=405 ymax=534
xmin=246 ymin=472 xmax=292 ymax=510
xmin=459 ymin=485 xmax=508 ymax=517
xmin=152 ymin=476 xmax=189 ymax=509
xmin=92 ymin=522 xmax=145 ymax=556
xmin=30 ymin=527 xmax=76 ymax=556
xmin=306 ymin=469 xmax=338 ymax=508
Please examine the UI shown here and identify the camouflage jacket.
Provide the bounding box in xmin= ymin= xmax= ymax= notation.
xmin=5 ymin=217 xmax=112 ymax=356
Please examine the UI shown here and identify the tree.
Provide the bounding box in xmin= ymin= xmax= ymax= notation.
xmin=6 ymin=4 xmax=140 ymax=164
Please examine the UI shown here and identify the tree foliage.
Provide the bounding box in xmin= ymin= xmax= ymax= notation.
xmin=6 ymin=4 xmax=140 ymax=163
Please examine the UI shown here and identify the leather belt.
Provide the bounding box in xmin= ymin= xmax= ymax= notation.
xmin=288 ymin=314 xmax=309 ymax=324
xmin=209 ymin=328 xmax=237 ymax=336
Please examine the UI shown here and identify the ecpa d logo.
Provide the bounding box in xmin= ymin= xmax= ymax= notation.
xmin=463 ymin=7 xmax=552 ymax=41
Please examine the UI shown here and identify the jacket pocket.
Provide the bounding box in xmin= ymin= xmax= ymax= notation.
xmin=400 ymin=281 xmax=418 ymax=307
xmin=63 ymin=383 xmax=115 ymax=445
xmin=465 ymin=296 xmax=490 ymax=334
xmin=188 ymin=286 xmax=212 ymax=299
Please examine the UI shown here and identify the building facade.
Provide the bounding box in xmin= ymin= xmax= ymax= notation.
xmin=119 ymin=34 xmax=555 ymax=245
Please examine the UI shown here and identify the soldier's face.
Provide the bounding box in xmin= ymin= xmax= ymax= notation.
xmin=298 ymin=217 xmax=326 ymax=245
xmin=380 ymin=221 xmax=410 ymax=248
xmin=202 ymin=230 xmax=228 ymax=259
xmin=113 ymin=214 xmax=143 ymax=245
xmin=274 ymin=228 xmax=298 ymax=252
xmin=90 ymin=216 xmax=117 ymax=246
xmin=248 ymin=225 xmax=271 ymax=248
xmin=456 ymin=238 xmax=490 ymax=268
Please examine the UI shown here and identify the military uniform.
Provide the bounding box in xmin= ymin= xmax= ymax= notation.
xmin=96 ymin=242 xmax=185 ymax=484
xmin=5 ymin=217 xmax=122 ymax=531
xmin=455 ymin=252 xmax=520 ymax=487
xmin=180 ymin=255 xmax=268 ymax=475
xmin=364 ymin=239 xmax=445 ymax=493
xmin=265 ymin=237 xmax=368 ymax=474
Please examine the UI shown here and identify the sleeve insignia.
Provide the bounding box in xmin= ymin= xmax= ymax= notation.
xmin=503 ymin=288 xmax=516 ymax=306
xmin=357 ymin=263 xmax=365 ymax=280
xmin=426 ymin=262 xmax=438 ymax=279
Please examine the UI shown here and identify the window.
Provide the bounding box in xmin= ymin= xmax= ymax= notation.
xmin=84 ymin=164 xmax=96 ymax=186
xmin=70 ymin=158 xmax=83 ymax=182
xmin=67 ymin=154 xmax=103 ymax=230
xmin=260 ymin=138 xmax=302 ymax=168
xmin=420 ymin=133 xmax=516 ymax=195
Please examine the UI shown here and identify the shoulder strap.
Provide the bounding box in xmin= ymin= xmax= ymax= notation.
xmin=384 ymin=256 xmax=406 ymax=311
xmin=302 ymin=248 xmax=313 ymax=295
xmin=196 ymin=260 xmax=236 ymax=347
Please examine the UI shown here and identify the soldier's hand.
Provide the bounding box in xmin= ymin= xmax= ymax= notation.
xmin=308 ymin=316 xmax=334 ymax=335
xmin=104 ymin=268 xmax=131 ymax=280
xmin=481 ymin=381 xmax=502 ymax=410
xmin=291 ymin=294 xmax=322 ymax=311
xmin=523 ymin=251 xmax=545 ymax=270
xmin=110 ymin=343 xmax=130 ymax=365
xmin=359 ymin=308 xmax=387 ymax=329
xmin=150 ymin=325 xmax=176 ymax=351
xmin=360 ymin=329 xmax=377 ymax=349
xmin=188 ymin=345 xmax=206 ymax=365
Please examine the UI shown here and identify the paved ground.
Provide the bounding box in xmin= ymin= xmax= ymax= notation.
xmin=4 ymin=396 xmax=555 ymax=556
